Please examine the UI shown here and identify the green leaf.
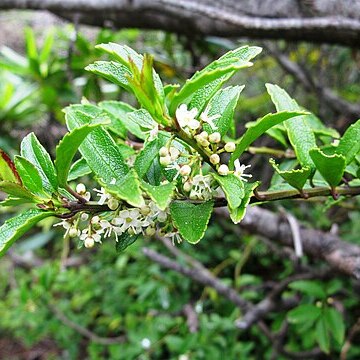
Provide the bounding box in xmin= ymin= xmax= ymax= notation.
xmin=336 ymin=119 xmax=360 ymax=164
xmin=0 ymin=149 xmax=21 ymax=184
xmin=115 ymin=232 xmax=139 ymax=252
xmin=0 ymin=197 xmax=33 ymax=207
xmin=316 ymin=318 xmax=330 ymax=354
xmin=230 ymin=111 xmax=305 ymax=166
xmin=188 ymin=46 xmax=262 ymax=114
xmin=213 ymin=173 xmax=244 ymax=210
xmin=202 ymin=86 xmax=244 ymax=136
xmin=287 ymin=304 xmax=321 ymax=324
xmin=140 ymin=180 xmax=175 ymax=211
xmin=229 ymin=182 xmax=259 ymax=224
xmin=0 ymin=181 xmax=35 ymax=201
xmin=324 ymin=307 xmax=345 ymax=344
xmin=134 ymin=139 xmax=161 ymax=178
xmin=14 ymin=156 xmax=44 ymax=196
xmin=55 ymin=123 xmax=104 ymax=187
xmin=270 ymin=159 xmax=311 ymax=191
xmin=170 ymin=58 xmax=253 ymax=115
xmin=266 ymin=84 xmax=316 ymax=171
xmin=100 ymin=169 xmax=144 ymax=207
xmin=309 ymin=148 xmax=346 ymax=187
xmin=126 ymin=109 xmax=156 ymax=140
xmin=20 ymin=133 xmax=58 ymax=193
xmin=0 ymin=208 xmax=54 ymax=258
xmin=289 ymin=280 xmax=327 ymax=299
xmin=68 ymin=158 xmax=92 ymax=182
xmin=85 ymin=61 xmax=132 ymax=91
xmin=170 ymin=200 xmax=214 ymax=243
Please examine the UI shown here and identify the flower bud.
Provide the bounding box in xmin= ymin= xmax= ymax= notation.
xmin=69 ymin=227 xmax=79 ymax=238
xmin=108 ymin=198 xmax=119 ymax=210
xmin=199 ymin=138 xmax=210 ymax=147
xmin=210 ymin=154 xmax=220 ymax=165
xmin=224 ymin=142 xmax=236 ymax=153
xmin=159 ymin=155 xmax=172 ymax=166
xmin=199 ymin=131 xmax=209 ymax=139
xmin=159 ymin=146 xmax=169 ymax=157
xmin=180 ymin=164 xmax=191 ymax=177
xmin=218 ymin=164 xmax=229 ymax=176
xmin=209 ymin=132 xmax=221 ymax=144
xmin=145 ymin=226 xmax=156 ymax=237
xmin=91 ymin=215 xmax=100 ymax=224
xmin=76 ymin=183 xmax=86 ymax=194
xmin=183 ymin=181 xmax=192 ymax=192
xmin=140 ymin=205 xmax=151 ymax=216
xmin=169 ymin=147 xmax=180 ymax=161
xmin=81 ymin=213 xmax=89 ymax=221
xmin=84 ymin=236 xmax=95 ymax=248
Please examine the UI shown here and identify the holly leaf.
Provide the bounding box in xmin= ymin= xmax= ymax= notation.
xmin=170 ymin=200 xmax=214 ymax=243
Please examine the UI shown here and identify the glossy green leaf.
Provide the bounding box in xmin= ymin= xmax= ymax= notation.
xmin=68 ymin=158 xmax=92 ymax=182
xmin=14 ymin=156 xmax=44 ymax=196
xmin=266 ymin=84 xmax=316 ymax=171
xmin=270 ymin=159 xmax=311 ymax=191
xmin=336 ymin=119 xmax=360 ymax=164
xmin=20 ymin=133 xmax=58 ymax=193
xmin=85 ymin=61 xmax=132 ymax=91
xmin=170 ymin=200 xmax=214 ymax=243
xmin=324 ymin=307 xmax=345 ymax=344
xmin=115 ymin=232 xmax=139 ymax=252
xmin=188 ymin=46 xmax=262 ymax=114
xmin=0 ymin=181 xmax=35 ymax=201
xmin=140 ymin=180 xmax=175 ymax=211
xmin=316 ymin=318 xmax=330 ymax=354
xmin=213 ymin=173 xmax=244 ymax=210
xmin=229 ymin=182 xmax=259 ymax=224
xmin=309 ymin=148 xmax=346 ymax=187
xmin=170 ymin=58 xmax=253 ymax=115
xmin=55 ymin=123 xmax=104 ymax=187
xmin=126 ymin=109 xmax=156 ymax=140
xmin=134 ymin=139 xmax=162 ymax=178
xmin=202 ymin=86 xmax=244 ymax=136
xmin=230 ymin=111 xmax=305 ymax=167
xmin=287 ymin=304 xmax=321 ymax=324
xmin=0 ymin=208 xmax=54 ymax=258
xmin=0 ymin=149 xmax=21 ymax=184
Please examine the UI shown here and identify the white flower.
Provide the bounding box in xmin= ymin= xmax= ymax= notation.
xmin=53 ymin=219 xmax=79 ymax=238
xmin=176 ymin=104 xmax=200 ymax=130
xmin=218 ymin=164 xmax=229 ymax=176
xmin=165 ymin=161 xmax=181 ymax=180
xmin=165 ymin=231 xmax=183 ymax=245
xmin=141 ymin=338 xmax=151 ymax=349
xmin=80 ymin=229 xmax=102 ymax=244
xmin=112 ymin=208 xmax=145 ymax=234
xmin=189 ymin=174 xmax=213 ymax=200
xmin=148 ymin=201 xmax=168 ymax=222
xmin=94 ymin=187 xmax=111 ymax=205
xmin=200 ymin=104 xmax=220 ymax=130
xmin=234 ymin=159 xmax=252 ymax=182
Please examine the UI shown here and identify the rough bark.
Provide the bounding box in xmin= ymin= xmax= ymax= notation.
xmin=217 ymin=206 xmax=360 ymax=279
xmin=1 ymin=0 xmax=360 ymax=47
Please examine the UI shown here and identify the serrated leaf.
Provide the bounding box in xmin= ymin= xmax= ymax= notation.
xmin=134 ymin=139 xmax=161 ymax=178
xmin=55 ymin=123 xmax=104 ymax=187
xmin=0 ymin=149 xmax=21 ymax=184
xmin=289 ymin=280 xmax=327 ymax=298
xmin=230 ymin=111 xmax=305 ymax=166
xmin=287 ymin=304 xmax=321 ymax=324
xmin=115 ymin=232 xmax=139 ymax=252
xmin=336 ymin=119 xmax=360 ymax=164
xmin=20 ymin=133 xmax=58 ymax=193
xmin=85 ymin=61 xmax=132 ymax=91
xmin=126 ymin=109 xmax=156 ymax=140
xmin=266 ymin=84 xmax=316 ymax=171
xmin=170 ymin=58 xmax=253 ymax=115
xmin=100 ymin=169 xmax=144 ymax=207
xmin=14 ymin=156 xmax=45 ymax=196
xmin=324 ymin=307 xmax=345 ymax=344
xmin=188 ymin=46 xmax=262 ymax=113
xmin=0 ymin=208 xmax=54 ymax=258
xmin=229 ymin=182 xmax=259 ymax=224
xmin=170 ymin=200 xmax=214 ymax=243
xmin=202 ymin=86 xmax=244 ymax=136
xmin=140 ymin=180 xmax=175 ymax=211
xmin=309 ymin=148 xmax=346 ymax=187
xmin=316 ymin=318 xmax=330 ymax=354
xmin=213 ymin=173 xmax=244 ymax=210
xmin=68 ymin=158 xmax=92 ymax=182
xmin=270 ymin=159 xmax=311 ymax=191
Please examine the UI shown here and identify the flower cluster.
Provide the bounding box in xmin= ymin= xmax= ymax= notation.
xmin=54 ymin=183 xmax=182 ymax=248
